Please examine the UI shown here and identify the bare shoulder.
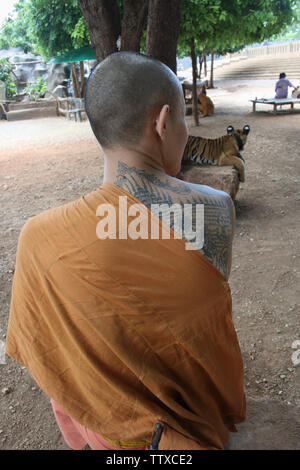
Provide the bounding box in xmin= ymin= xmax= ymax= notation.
xmin=178 ymin=179 xmax=235 ymax=280
xmin=177 ymin=178 xmax=234 ymax=210
xmin=113 ymin=164 xmax=235 ymax=279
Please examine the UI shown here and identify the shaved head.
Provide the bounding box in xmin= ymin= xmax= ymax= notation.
xmin=85 ymin=52 xmax=183 ymax=149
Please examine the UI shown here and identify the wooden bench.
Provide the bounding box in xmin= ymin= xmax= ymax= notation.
xmin=250 ymin=98 xmax=300 ymax=115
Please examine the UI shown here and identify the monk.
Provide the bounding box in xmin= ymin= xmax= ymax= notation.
xmin=6 ymin=52 xmax=246 ymax=450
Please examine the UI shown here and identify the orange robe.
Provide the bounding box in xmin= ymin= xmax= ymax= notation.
xmin=6 ymin=183 xmax=246 ymax=450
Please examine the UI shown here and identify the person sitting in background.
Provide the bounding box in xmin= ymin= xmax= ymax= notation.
xmin=275 ymin=72 xmax=295 ymax=99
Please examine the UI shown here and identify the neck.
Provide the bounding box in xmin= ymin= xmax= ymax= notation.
xmin=103 ymin=144 xmax=166 ymax=186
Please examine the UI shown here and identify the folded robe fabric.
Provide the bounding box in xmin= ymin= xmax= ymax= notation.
xmin=6 ymin=183 xmax=246 ymax=450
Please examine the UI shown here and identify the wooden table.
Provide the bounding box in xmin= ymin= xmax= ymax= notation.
xmin=250 ymin=98 xmax=300 ymax=115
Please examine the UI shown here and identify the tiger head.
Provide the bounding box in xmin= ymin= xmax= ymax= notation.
xmin=226 ymin=125 xmax=250 ymax=152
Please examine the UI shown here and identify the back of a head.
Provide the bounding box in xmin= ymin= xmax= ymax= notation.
xmin=279 ymin=72 xmax=286 ymax=79
xmin=85 ymin=52 xmax=182 ymax=149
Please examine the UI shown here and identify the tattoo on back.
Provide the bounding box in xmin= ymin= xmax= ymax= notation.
xmin=114 ymin=162 xmax=234 ymax=280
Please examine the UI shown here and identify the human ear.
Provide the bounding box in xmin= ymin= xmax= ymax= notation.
xmin=155 ymin=105 xmax=170 ymax=141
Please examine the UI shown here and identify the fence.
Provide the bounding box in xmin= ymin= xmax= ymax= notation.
xmin=231 ymin=41 xmax=300 ymax=58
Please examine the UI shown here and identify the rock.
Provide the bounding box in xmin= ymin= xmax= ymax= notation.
xmin=1 ymin=387 xmax=12 ymax=396
xmin=33 ymin=64 xmax=49 ymax=81
xmin=178 ymin=164 xmax=240 ymax=200
xmin=46 ymin=63 xmax=70 ymax=95
xmin=0 ymin=47 xmax=71 ymax=95
xmin=1 ymin=47 xmax=93 ymax=101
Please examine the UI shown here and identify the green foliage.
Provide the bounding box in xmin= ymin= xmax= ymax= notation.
xmin=0 ymin=0 xmax=296 ymax=66
xmin=179 ymin=0 xmax=222 ymax=53
xmin=71 ymin=16 xmax=90 ymax=48
xmin=24 ymin=76 xmax=47 ymax=101
xmin=0 ymin=58 xmax=17 ymax=98
xmin=178 ymin=0 xmax=296 ymax=57
xmin=0 ymin=0 xmax=35 ymax=53
xmin=0 ymin=0 xmax=90 ymax=60
xmin=25 ymin=0 xmax=90 ymax=59
xmin=271 ymin=0 xmax=300 ymax=41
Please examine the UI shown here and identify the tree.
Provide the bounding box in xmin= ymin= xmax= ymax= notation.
xmin=208 ymin=0 xmax=296 ymax=86
xmin=190 ymin=37 xmax=199 ymax=126
xmin=79 ymin=0 xmax=182 ymax=73
xmin=0 ymin=1 xmax=91 ymax=59
xmin=271 ymin=0 xmax=300 ymax=40
xmin=179 ymin=0 xmax=296 ymax=102
xmin=0 ymin=0 xmax=92 ymax=98
xmin=120 ymin=0 xmax=149 ymax=52
xmin=0 ymin=0 xmax=35 ymax=53
xmin=78 ymin=0 xmax=120 ymax=62
xmin=146 ymin=0 xmax=182 ymax=73
xmin=179 ymin=0 xmax=222 ymax=125
xmin=26 ymin=0 xmax=90 ymax=59
xmin=78 ymin=0 xmax=149 ymax=60
xmin=1 ymin=0 xmax=182 ymax=96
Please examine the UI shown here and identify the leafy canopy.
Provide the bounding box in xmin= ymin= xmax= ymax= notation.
xmin=0 ymin=0 xmax=297 ymax=61
xmin=0 ymin=0 xmax=34 ymax=53
xmin=271 ymin=0 xmax=300 ymax=41
xmin=178 ymin=0 xmax=297 ymax=56
xmin=0 ymin=0 xmax=90 ymax=60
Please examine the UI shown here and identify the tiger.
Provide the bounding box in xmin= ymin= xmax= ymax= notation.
xmin=181 ymin=125 xmax=250 ymax=182
xmin=291 ymin=86 xmax=300 ymax=99
xmin=197 ymin=86 xmax=214 ymax=116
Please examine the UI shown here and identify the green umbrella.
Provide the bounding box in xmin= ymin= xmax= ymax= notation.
xmin=48 ymin=46 xmax=96 ymax=64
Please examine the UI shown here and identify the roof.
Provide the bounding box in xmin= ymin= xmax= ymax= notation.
xmin=48 ymin=46 xmax=96 ymax=64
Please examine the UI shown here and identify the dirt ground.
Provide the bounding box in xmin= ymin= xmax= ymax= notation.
xmin=0 ymin=80 xmax=299 ymax=450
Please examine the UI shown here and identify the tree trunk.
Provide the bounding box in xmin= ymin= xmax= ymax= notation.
xmin=198 ymin=54 xmax=203 ymax=79
xmin=209 ymin=48 xmax=215 ymax=89
xmin=78 ymin=0 xmax=121 ymax=62
xmin=203 ymin=50 xmax=207 ymax=77
xmin=80 ymin=61 xmax=85 ymax=98
xmin=121 ymin=0 xmax=149 ymax=52
xmin=146 ymin=0 xmax=182 ymax=73
xmin=71 ymin=63 xmax=80 ymax=98
xmin=190 ymin=37 xmax=199 ymax=127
